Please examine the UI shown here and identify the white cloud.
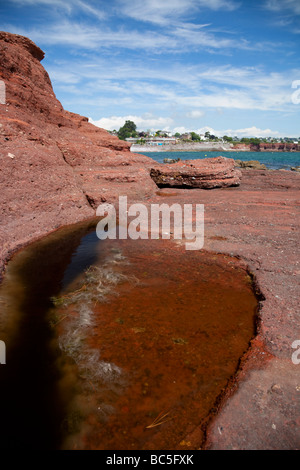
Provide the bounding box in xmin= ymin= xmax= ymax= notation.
xmin=88 ymin=117 xmax=281 ymax=139
xmin=5 ymin=3 xmax=279 ymax=57
xmin=46 ymin=53 xmax=300 ymax=114
xmin=196 ymin=126 xmax=219 ymax=135
xmin=171 ymin=125 xmax=281 ymax=137
xmin=183 ymin=126 xmax=280 ymax=138
xmin=169 ymin=22 xmax=278 ymax=54
xmin=170 ymin=88 xmax=290 ymax=111
xmin=216 ymin=126 xmax=280 ymax=137
xmin=75 ymin=0 xmax=107 ymax=20
xmin=89 ymin=115 xmax=174 ymax=131
xmin=47 ymin=69 xmax=81 ymax=85
xmin=172 ymin=125 xmax=217 ymax=135
xmin=10 ymin=0 xmax=107 ymax=19
xmin=172 ymin=126 xmax=191 ymax=134
xmin=10 ymin=20 xmax=262 ymax=54
xmin=186 ymin=110 xmax=205 ymax=118
xmin=264 ymin=0 xmax=300 ymax=15
xmin=47 ymin=56 xmax=300 ymax=114
xmin=118 ymin=0 xmax=240 ymax=26
xmin=12 ymin=21 xmax=180 ymax=51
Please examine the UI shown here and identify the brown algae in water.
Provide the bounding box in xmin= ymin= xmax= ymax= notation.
xmin=0 ymin=225 xmax=259 ymax=450
xmin=51 ymin=239 xmax=258 ymax=450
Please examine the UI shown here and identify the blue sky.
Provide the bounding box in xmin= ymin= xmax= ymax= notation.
xmin=1 ymin=0 xmax=300 ymax=137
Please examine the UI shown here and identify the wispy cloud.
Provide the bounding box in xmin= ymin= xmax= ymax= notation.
xmin=171 ymin=24 xmax=275 ymax=52
xmin=265 ymin=0 xmax=300 ymax=34
xmin=48 ymin=55 xmax=299 ymax=113
xmin=217 ymin=126 xmax=280 ymax=137
xmin=118 ymin=0 xmax=240 ymax=26
xmin=186 ymin=110 xmax=205 ymax=119
xmin=8 ymin=17 xmax=280 ymax=56
xmin=9 ymin=0 xmax=107 ymax=19
xmin=89 ymin=114 xmax=174 ymax=131
xmin=2 ymin=0 xmax=299 ymax=137
xmin=6 ymin=21 xmax=179 ymax=51
xmin=264 ymin=0 xmax=300 ymax=15
xmin=2 ymin=0 xmax=281 ymax=56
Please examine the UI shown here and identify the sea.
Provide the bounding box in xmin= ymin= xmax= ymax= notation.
xmin=135 ymin=150 xmax=300 ymax=171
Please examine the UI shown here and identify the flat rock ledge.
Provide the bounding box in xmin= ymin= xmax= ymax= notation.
xmin=235 ymin=159 xmax=267 ymax=170
xmin=150 ymin=156 xmax=242 ymax=189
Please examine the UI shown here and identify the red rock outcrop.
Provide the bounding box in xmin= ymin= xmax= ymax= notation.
xmin=0 ymin=31 xmax=156 ymax=276
xmin=150 ymin=156 xmax=242 ymax=188
xmin=235 ymin=159 xmax=267 ymax=170
xmin=0 ymin=31 xmax=246 ymax=275
xmin=226 ymin=142 xmax=300 ymax=152
xmin=1 ymin=31 xmax=300 ymax=451
xmin=250 ymin=142 xmax=300 ymax=152
xmin=230 ymin=143 xmax=251 ymax=151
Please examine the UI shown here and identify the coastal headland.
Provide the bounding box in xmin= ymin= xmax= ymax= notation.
xmin=0 ymin=32 xmax=299 ymax=449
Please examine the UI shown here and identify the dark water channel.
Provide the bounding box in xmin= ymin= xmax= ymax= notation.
xmin=0 ymin=220 xmax=259 ymax=450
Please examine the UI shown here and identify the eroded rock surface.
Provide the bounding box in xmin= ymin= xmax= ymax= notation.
xmin=150 ymin=156 xmax=242 ymax=189
xmin=148 ymin=170 xmax=300 ymax=450
xmin=235 ymin=159 xmax=267 ymax=170
xmin=0 ymin=31 xmax=156 ymax=275
xmin=1 ymin=31 xmax=299 ymax=450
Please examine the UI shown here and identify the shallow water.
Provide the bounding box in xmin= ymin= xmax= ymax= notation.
xmin=0 ymin=222 xmax=258 ymax=450
xmin=0 ymin=220 xmax=98 ymax=449
xmin=138 ymin=150 xmax=300 ymax=170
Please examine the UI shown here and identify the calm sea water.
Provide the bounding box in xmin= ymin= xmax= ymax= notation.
xmin=137 ymin=150 xmax=300 ymax=171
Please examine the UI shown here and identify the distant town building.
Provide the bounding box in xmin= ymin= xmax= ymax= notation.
xmin=126 ymin=137 xmax=177 ymax=145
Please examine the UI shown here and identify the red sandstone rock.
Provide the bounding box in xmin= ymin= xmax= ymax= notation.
xmin=0 ymin=30 xmax=243 ymax=272
xmin=0 ymin=31 xmax=156 ymax=275
xmin=150 ymin=156 xmax=242 ymax=188
xmin=223 ymin=142 xmax=300 ymax=152
xmin=148 ymin=168 xmax=300 ymax=450
xmin=1 ymin=31 xmax=300 ymax=451
xmin=235 ymin=159 xmax=267 ymax=170
xmin=251 ymin=142 xmax=300 ymax=152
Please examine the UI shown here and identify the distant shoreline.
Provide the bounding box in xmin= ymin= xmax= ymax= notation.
xmin=130 ymin=146 xmax=300 ymax=172
xmin=131 ymin=142 xmax=237 ymax=152
xmin=131 ymin=142 xmax=300 ymax=153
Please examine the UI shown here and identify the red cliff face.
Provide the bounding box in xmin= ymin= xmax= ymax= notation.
xmin=0 ymin=31 xmax=156 ymax=275
xmin=250 ymin=143 xmax=300 ymax=152
xmin=231 ymin=143 xmax=251 ymax=151
xmin=231 ymin=142 xmax=300 ymax=152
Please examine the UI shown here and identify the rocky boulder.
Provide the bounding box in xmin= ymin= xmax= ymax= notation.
xmin=150 ymin=156 xmax=242 ymax=189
